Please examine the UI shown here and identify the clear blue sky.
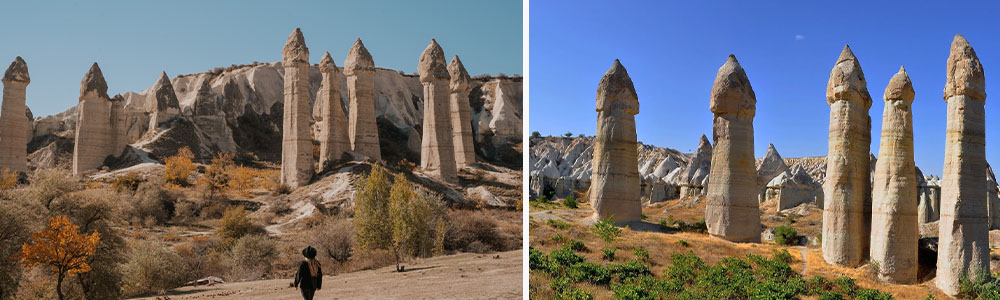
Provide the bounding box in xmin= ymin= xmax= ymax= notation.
xmin=529 ymin=0 xmax=1000 ymax=176
xmin=0 ymin=0 xmax=521 ymax=117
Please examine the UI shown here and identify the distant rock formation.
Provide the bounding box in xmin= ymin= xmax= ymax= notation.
xmin=345 ymin=38 xmax=381 ymax=160
xmin=147 ymin=71 xmax=181 ymax=133
xmin=448 ymin=55 xmax=476 ymax=167
xmin=73 ymin=63 xmax=125 ymax=175
xmin=917 ymin=171 xmax=941 ymax=224
xmin=0 ymin=57 xmax=30 ymax=173
xmin=936 ymin=34 xmax=989 ymax=296
xmin=705 ymin=55 xmax=759 ymax=242
xmin=316 ymin=52 xmax=349 ymax=171
xmin=757 ymin=143 xmax=789 ymax=190
xmin=418 ymin=39 xmax=457 ymax=183
xmin=589 ymin=59 xmax=641 ymax=223
xmin=869 ymin=66 xmax=917 ymax=283
xmin=761 ymin=166 xmax=822 ymax=212
xmin=280 ymin=28 xmax=314 ymax=188
xmin=669 ymin=134 xmax=712 ymax=198
xmin=822 ymin=45 xmax=873 ymax=267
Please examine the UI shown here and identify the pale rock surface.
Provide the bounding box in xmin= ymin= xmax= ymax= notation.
xmin=590 ymin=60 xmax=641 ymax=223
xmin=418 ymin=40 xmax=457 ymax=183
xmin=147 ymin=72 xmax=181 ymax=132
xmin=0 ymin=57 xmax=30 ymax=172
xmin=757 ymin=143 xmax=790 ymax=189
xmin=670 ymin=134 xmax=713 ymax=199
xmin=316 ymin=52 xmax=349 ymax=171
xmin=705 ymin=55 xmax=759 ymax=242
xmin=870 ymin=66 xmax=917 ymax=283
xmin=345 ymin=38 xmax=381 ymax=160
xmin=448 ymin=55 xmax=476 ymax=167
xmin=937 ymin=34 xmax=990 ymax=296
xmin=822 ymin=45 xmax=873 ymax=267
xmin=280 ymin=28 xmax=314 ymax=188
xmin=73 ymin=63 xmax=119 ymax=175
xmin=762 ymin=166 xmax=822 ymax=212
xmin=918 ymin=173 xmax=942 ymax=224
xmin=987 ymin=164 xmax=1000 ymax=230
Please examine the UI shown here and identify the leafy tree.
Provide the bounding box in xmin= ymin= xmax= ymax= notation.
xmin=774 ymin=225 xmax=799 ymax=246
xmin=592 ymin=216 xmax=622 ymax=246
xmin=217 ymin=206 xmax=264 ymax=247
xmin=200 ymin=151 xmax=234 ymax=199
xmin=564 ymin=132 xmax=573 ymax=138
xmin=164 ymin=147 xmax=196 ymax=185
xmin=531 ymin=131 xmax=542 ymax=139
xmin=16 ymin=215 xmax=100 ymax=300
xmin=354 ymin=163 xmax=392 ymax=256
xmin=389 ymin=174 xmax=446 ymax=270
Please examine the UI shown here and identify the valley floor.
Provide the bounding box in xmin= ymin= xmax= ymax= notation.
xmin=130 ymin=249 xmax=523 ymax=300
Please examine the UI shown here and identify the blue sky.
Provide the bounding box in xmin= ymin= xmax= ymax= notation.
xmin=0 ymin=0 xmax=521 ymax=117
xmin=529 ymin=0 xmax=1000 ymax=176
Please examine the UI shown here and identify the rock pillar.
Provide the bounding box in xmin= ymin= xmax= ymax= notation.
xmin=279 ymin=28 xmax=314 ymax=189
xmin=936 ymin=34 xmax=990 ymax=296
xmin=870 ymin=66 xmax=917 ymax=283
xmin=345 ymin=38 xmax=381 ymax=160
xmin=590 ymin=59 xmax=641 ymax=224
xmin=148 ymin=71 xmax=180 ymax=132
xmin=705 ymin=55 xmax=760 ymax=242
xmin=317 ymin=51 xmax=350 ymax=171
xmin=73 ymin=63 xmax=114 ymax=175
xmin=448 ymin=55 xmax=476 ymax=167
xmin=0 ymin=57 xmax=30 ymax=173
xmin=419 ymin=39 xmax=457 ymax=183
xmin=822 ymin=45 xmax=873 ymax=267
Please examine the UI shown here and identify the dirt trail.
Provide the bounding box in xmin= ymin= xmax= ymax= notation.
xmin=129 ymin=250 xmax=523 ymax=300
xmin=797 ymin=247 xmax=810 ymax=273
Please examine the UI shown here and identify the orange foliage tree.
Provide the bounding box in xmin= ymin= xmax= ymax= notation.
xmin=16 ymin=215 xmax=100 ymax=300
xmin=164 ymin=147 xmax=196 ymax=185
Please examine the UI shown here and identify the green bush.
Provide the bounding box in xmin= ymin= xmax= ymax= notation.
xmin=602 ymin=247 xmax=616 ymax=261
xmin=551 ymin=234 xmax=567 ymax=242
xmin=568 ymin=262 xmax=611 ymax=285
xmin=558 ymin=288 xmax=594 ymax=300
xmin=592 ymin=217 xmax=621 ymax=246
xmin=609 ymin=259 xmax=651 ymax=281
xmin=217 ymin=206 xmax=265 ymax=248
xmin=547 ymin=219 xmax=570 ymax=230
xmin=529 ymin=247 xmax=548 ymax=271
xmin=774 ymin=225 xmax=798 ymax=246
xmin=959 ymin=272 xmax=1000 ymax=300
xmin=633 ymin=249 xmax=649 ymax=262
xmin=537 ymin=195 xmax=550 ymax=203
xmin=566 ymin=239 xmax=587 ymax=252
xmin=550 ymin=276 xmax=571 ymax=293
xmin=563 ymin=196 xmax=578 ymax=209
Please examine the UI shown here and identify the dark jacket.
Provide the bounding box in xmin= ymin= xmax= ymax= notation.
xmin=294 ymin=261 xmax=323 ymax=290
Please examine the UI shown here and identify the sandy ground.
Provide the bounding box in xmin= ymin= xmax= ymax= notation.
xmin=131 ymin=250 xmax=523 ymax=300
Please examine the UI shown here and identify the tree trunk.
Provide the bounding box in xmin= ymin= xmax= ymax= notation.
xmin=56 ymin=272 xmax=64 ymax=300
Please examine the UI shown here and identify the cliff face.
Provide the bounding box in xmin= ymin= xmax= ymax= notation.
xmin=28 ymin=62 xmax=522 ymax=167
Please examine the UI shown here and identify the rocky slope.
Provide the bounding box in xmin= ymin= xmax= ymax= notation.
xmin=28 ymin=62 xmax=522 ymax=169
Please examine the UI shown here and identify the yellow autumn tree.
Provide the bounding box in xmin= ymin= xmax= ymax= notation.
xmin=17 ymin=215 xmax=100 ymax=300
xmin=164 ymin=147 xmax=195 ymax=185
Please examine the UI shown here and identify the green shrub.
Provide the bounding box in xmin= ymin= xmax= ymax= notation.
xmin=677 ymin=240 xmax=690 ymax=247
xmin=959 ymin=272 xmax=1000 ymax=300
xmin=562 ymin=196 xmax=577 ymax=209
xmin=854 ymin=288 xmax=895 ymax=300
xmin=529 ymin=247 xmax=548 ymax=271
xmin=774 ymin=225 xmax=798 ymax=246
xmin=550 ymin=276 xmax=571 ymax=293
xmin=547 ymin=219 xmax=570 ymax=230
xmin=538 ymin=195 xmax=550 ymax=203
xmin=228 ymin=234 xmax=278 ymax=280
xmin=566 ymin=239 xmax=587 ymax=252
xmin=217 ymin=206 xmax=265 ymax=247
xmin=633 ymin=249 xmax=649 ymax=262
xmin=121 ymin=241 xmax=188 ymax=297
xmin=592 ymin=217 xmax=621 ymax=246
xmin=602 ymin=247 xmax=616 ymax=261
xmin=609 ymin=259 xmax=651 ymax=281
xmin=568 ymin=262 xmax=611 ymax=285
xmin=549 ymin=246 xmax=585 ymax=273
xmin=551 ymin=234 xmax=567 ymax=242
xmin=558 ymin=288 xmax=594 ymax=300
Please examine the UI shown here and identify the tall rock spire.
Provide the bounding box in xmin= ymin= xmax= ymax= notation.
xmin=344 ymin=38 xmax=381 ymax=160
xmin=936 ymin=34 xmax=990 ymax=296
xmin=418 ymin=39 xmax=457 ymax=183
xmin=448 ymin=55 xmax=476 ymax=167
xmin=822 ymin=44 xmax=873 ymax=267
xmin=73 ymin=62 xmax=118 ymax=175
xmin=279 ymin=28 xmax=314 ymax=188
xmin=148 ymin=71 xmax=180 ymax=131
xmin=316 ymin=51 xmax=350 ymax=171
xmin=590 ymin=59 xmax=641 ymax=223
xmin=870 ymin=66 xmax=917 ymax=283
xmin=0 ymin=57 xmax=30 ymax=172
xmin=705 ymin=54 xmax=759 ymax=242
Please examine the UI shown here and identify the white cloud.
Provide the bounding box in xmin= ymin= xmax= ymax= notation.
xmin=795 ymin=34 xmax=805 ymax=41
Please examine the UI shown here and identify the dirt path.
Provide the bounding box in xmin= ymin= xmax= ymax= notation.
xmin=130 ymin=250 xmax=523 ymax=300
xmin=797 ymin=247 xmax=810 ymax=273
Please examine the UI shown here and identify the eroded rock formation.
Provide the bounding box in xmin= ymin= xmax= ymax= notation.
xmin=590 ymin=59 xmax=641 ymax=223
xmin=280 ymin=28 xmax=314 ymax=188
xmin=73 ymin=63 xmax=125 ymax=175
xmin=148 ymin=71 xmax=181 ymax=132
xmin=448 ymin=55 xmax=476 ymax=167
xmin=822 ymin=45 xmax=873 ymax=267
xmin=870 ymin=66 xmax=917 ymax=283
xmin=316 ymin=51 xmax=349 ymax=171
xmin=936 ymin=34 xmax=990 ymax=296
xmin=0 ymin=57 xmax=30 ymax=173
xmin=345 ymin=38 xmax=381 ymax=160
xmin=705 ymin=55 xmax=759 ymax=242
xmin=418 ymin=39 xmax=457 ymax=183
xmin=669 ymin=134 xmax=712 ymax=198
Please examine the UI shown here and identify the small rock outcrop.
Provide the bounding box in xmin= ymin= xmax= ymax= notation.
xmin=869 ymin=66 xmax=917 ymax=283
xmin=345 ymin=38 xmax=381 ymax=160
xmin=448 ymin=55 xmax=476 ymax=167
xmin=936 ymin=34 xmax=990 ymax=296
xmin=418 ymin=39 xmax=457 ymax=183
xmin=280 ymin=28 xmax=314 ymax=188
xmin=822 ymin=45 xmax=873 ymax=267
xmin=147 ymin=71 xmax=181 ymax=132
xmin=316 ymin=51 xmax=349 ymax=171
xmin=757 ymin=143 xmax=790 ymax=189
xmin=0 ymin=57 xmax=30 ymax=173
xmin=668 ymin=134 xmax=713 ymax=198
xmin=705 ymin=55 xmax=759 ymax=242
xmin=73 ymin=63 xmax=125 ymax=175
xmin=590 ymin=59 xmax=641 ymax=223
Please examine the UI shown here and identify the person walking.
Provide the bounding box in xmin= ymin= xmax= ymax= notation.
xmin=293 ymin=246 xmax=323 ymax=300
